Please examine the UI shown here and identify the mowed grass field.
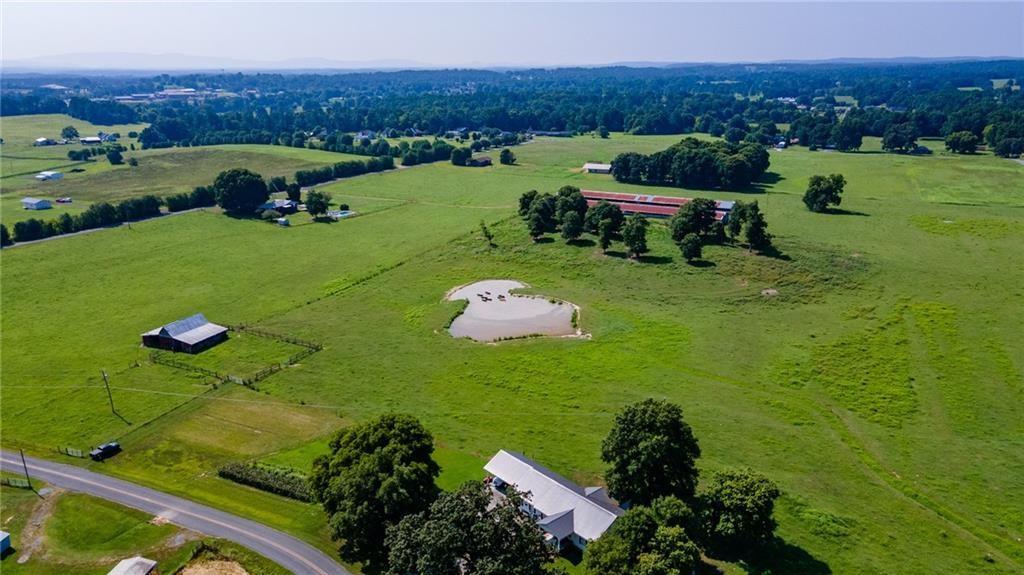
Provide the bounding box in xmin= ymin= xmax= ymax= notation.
xmin=2 ymin=129 xmax=1023 ymax=574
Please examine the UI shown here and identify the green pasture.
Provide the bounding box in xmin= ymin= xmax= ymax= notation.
xmin=1 ymin=137 xmax=369 ymax=224
xmin=1 ymin=127 xmax=1023 ymax=574
xmin=0 ymin=114 xmax=148 ymax=178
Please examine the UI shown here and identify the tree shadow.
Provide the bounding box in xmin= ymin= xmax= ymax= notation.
xmin=638 ymin=254 xmax=674 ymax=265
xmin=756 ymin=245 xmax=792 ymax=261
xmin=758 ymin=171 xmax=785 ymax=185
xmin=567 ymin=238 xmax=596 ymax=247
xmin=534 ymin=237 xmax=555 ymax=244
xmin=733 ymin=537 xmax=832 ymax=575
xmin=687 ymin=259 xmax=716 ymax=268
xmin=823 ymin=207 xmax=870 ymax=217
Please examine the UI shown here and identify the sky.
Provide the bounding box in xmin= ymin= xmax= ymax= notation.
xmin=2 ymin=1 xmax=1022 ymax=69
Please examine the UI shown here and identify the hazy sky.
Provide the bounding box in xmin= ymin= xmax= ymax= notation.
xmin=2 ymin=1 xmax=1022 ymax=67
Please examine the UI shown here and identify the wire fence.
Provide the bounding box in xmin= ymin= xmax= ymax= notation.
xmin=57 ymin=446 xmax=85 ymax=458
xmin=149 ymin=326 xmax=324 ymax=389
xmin=227 ymin=324 xmax=324 ymax=350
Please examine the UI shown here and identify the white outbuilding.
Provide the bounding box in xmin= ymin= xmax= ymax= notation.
xmin=582 ymin=162 xmax=612 ymax=174
xmin=107 ymin=556 xmax=157 ymax=575
xmin=21 ymin=197 xmax=53 ymax=210
xmin=35 ymin=171 xmax=64 ymax=181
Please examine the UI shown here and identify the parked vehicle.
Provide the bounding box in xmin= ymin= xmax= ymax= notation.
xmin=90 ymin=441 xmax=121 ymax=461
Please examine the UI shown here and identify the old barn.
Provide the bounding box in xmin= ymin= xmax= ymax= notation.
xmin=141 ymin=313 xmax=228 ymax=354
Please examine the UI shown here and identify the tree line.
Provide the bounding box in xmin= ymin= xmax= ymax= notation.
xmin=611 ymin=138 xmax=771 ymax=190
xmin=306 ymin=398 xmax=782 ymax=575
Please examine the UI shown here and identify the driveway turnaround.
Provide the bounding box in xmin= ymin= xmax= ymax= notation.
xmin=0 ymin=450 xmax=349 ymax=575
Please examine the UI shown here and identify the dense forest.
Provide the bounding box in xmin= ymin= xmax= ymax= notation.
xmin=3 ymin=60 xmax=1023 ymax=155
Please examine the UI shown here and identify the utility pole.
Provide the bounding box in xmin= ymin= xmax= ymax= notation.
xmin=101 ymin=370 xmax=116 ymax=415
xmin=19 ymin=449 xmax=41 ymax=498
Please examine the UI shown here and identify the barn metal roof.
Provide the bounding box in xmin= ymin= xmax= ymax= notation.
xmin=142 ymin=313 xmax=227 ymax=345
xmin=484 ymin=450 xmax=624 ymax=542
xmin=107 ymin=556 xmax=157 ymax=575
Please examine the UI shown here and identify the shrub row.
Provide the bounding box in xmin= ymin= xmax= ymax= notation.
xmin=7 ymin=195 xmax=163 ymax=243
xmin=217 ymin=462 xmax=312 ymax=502
xmin=294 ymin=155 xmax=395 ymax=187
xmin=165 ymin=185 xmax=217 ymax=212
xmin=67 ymin=144 xmax=125 ymax=161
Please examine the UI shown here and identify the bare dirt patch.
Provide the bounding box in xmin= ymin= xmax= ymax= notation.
xmin=181 ymin=559 xmax=249 ymax=575
xmin=446 ymin=279 xmax=581 ymax=342
xmin=16 ymin=487 xmax=63 ymax=564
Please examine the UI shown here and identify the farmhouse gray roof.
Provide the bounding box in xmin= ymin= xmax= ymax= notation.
xmin=142 ymin=313 xmax=227 ymax=345
xmin=484 ymin=450 xmax=624 ymax=542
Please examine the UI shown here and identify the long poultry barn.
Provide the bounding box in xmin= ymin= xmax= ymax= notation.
xmin=581 ymin=190 xmax=734 ymax=221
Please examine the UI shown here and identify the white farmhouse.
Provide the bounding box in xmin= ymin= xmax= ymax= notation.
xmin=484 ymin=450 xmax=624 ymax=551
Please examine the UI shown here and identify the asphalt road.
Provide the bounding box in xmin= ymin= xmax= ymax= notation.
xmin=0 ymin=450 xmax=349 ymax=575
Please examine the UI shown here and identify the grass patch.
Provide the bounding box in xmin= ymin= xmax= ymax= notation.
xmin=3 ymin=124 xmax=1024 ymax=574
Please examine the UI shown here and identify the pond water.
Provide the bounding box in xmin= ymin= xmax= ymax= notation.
xmin=446 ymin=279 xmax=577 ymax=342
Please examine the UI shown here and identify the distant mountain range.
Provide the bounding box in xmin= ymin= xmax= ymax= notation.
xmin=2 ymin=52 xmax=1020 ymax=74
xmin=1 ymin=52 xmax=433 ymax=73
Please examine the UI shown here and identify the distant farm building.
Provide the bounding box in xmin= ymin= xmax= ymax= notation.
xmin=34 ymin=137 xmax=56 ymax=146
xmin=582 ymin=162 xmax=612 ymax=174
xmin=107 ymin=556 xmax=157 ymax=575
xmin=485 ymin=450 xmax=624 ymax=551
xmin=258 ymin=199 xmax=298 ymax=214
xmin=21 ymin=197 xmax=53 ymax=210
xmin=35 ymin=171 xmax=64 ymax=181
xmin=141 ymin=313 xmax=228 ymax=354
xmin=80 ymin=136 xmax=103 ymax=145
xmin=581 ymin=190 xmax=734 ymax=221
xmin=354 ymin=130 xmax=376 ymax=140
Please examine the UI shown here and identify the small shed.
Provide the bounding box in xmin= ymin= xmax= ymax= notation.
xmin=107 ymin=556 xmax=157 ymax=575
xmin=0 ymin=530 xmax=10 ymax=556
xmin=35 ymin=171 xmax=64 ymax=181
xmin=34 ymin=137 xmax=56 ymax=146
xmin=141 ymin=313 xmax=228 ymax=354
xmin=21 ymin=197 xmax=52 ymax=210
xmin=582 ymin=162 xmax=612 ymax=174
xmin=80 ymin=136 xmax=103 ymax=145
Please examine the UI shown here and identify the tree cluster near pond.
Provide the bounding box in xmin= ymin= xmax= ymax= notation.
xmin=611 ymin=138 xmax=770 ymax=190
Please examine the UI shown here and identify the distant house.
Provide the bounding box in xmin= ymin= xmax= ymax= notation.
xmin=141 ymin=313 xmax=228 ymax=354
xmin=80 ymin=136 xmax=103 ymax=145
xmin=354 ymin=130 xmax=376 ymax=140
xmin=35 ymin=171 xmax=64 ymax=181
xmin=258 ymin=199 xmax=298 ymax=214
xmin=774 ymin=141 xmax=787 ymax=150
xmin=582 ymin=162 xmax=612 ymax=174
xmin=107 ymin=556 xmax=157 ymax=575
xmin=34 ymin=137 xmax=56 ymax=146
xmin=484 ymin=450 xmax=625 ymax=551
xmin=0 ymin=530 xmax=10 ymax=556
xmin=468 ymin=156 xmax=492 ymax=167
xmin=21 ymin=197 xmax=52 ymax=210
